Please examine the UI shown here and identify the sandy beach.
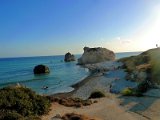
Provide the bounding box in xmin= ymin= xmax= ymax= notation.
xmin=42 ymin=61 xmax=160 ymax=120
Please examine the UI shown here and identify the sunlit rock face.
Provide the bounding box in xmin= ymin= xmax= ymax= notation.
xmin=78 ymin=47 xmax=115 ymax=65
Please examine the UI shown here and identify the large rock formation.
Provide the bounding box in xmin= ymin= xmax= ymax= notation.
xmin=33 ymin=64 xmax=50 ymax=74
xmin=78 ymin=47 xmax=115 ymax=65
xmin=64 ymin=52 xmax=75 ymax=62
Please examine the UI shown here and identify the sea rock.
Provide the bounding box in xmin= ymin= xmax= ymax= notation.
xmin=33 ymin=64 xmax=50 ymax=74
xmin=78 ymin=47 xmax=115 ymax=65
xmin=64 ymin=52 xmax=75 ymax=62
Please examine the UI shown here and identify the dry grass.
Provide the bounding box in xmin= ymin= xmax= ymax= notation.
xmin=136 ymin=64 xmax=151 ymax=71
xmin=61 ymin=113 xmax=96 ymax=120
xmin=49 ymin=97 xmax=93 ymax=107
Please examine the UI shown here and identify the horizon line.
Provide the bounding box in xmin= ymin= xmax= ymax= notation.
xmin=0 ymin=50 xmax=143 ymax=59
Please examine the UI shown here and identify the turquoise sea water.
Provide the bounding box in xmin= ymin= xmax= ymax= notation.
xmin=0 ymin=52 xmax=141 ymax=95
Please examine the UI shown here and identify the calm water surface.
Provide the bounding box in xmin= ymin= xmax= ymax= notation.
xmin=0 ymin=52 xmax=141 ymax=95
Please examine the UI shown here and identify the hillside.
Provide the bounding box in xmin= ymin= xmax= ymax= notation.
xmin=119 ymin=48 xmax=160 ymax=85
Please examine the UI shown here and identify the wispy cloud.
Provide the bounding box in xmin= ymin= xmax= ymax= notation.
xmin=114 ymin=36 xmax=132 ymax=44
xmin=121 ymin=39 xmax=131 ymax=44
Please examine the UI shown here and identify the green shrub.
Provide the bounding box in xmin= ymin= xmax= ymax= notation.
xmin=121 ymin=88 xmax=135 ymax=96
xmin=89 ymin=91 xmax=105 ymax=99
xmin=121 ymin=87 xmax=143 ymax=97
xmin=50 ymin=97 xmax=92 ymax=107
xmin=0 ymin=110 xmax=24 ymax=120
xmin=0 ymin=86 xmax=51 ymax=119
xmin=137 ymin=81 xmax=150 ymax=93
xmin=24 ymin=116 xmax=41 ymax=120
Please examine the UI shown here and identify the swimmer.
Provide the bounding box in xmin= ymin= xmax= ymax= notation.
xmin=42 ymin=86 xmax=48 ymax=89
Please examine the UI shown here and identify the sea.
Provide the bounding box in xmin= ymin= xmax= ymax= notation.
xmin=0 ymin=52 xmax=141 ymax=95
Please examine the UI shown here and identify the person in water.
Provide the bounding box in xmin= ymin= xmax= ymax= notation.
xmin=42 ymin=86 xmax=48 ymax=89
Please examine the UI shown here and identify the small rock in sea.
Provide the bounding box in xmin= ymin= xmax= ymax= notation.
xmin=64 ymin=52 xmax=75 ymax=62
xmin=33 ymin=64 xmax=50 ymax=74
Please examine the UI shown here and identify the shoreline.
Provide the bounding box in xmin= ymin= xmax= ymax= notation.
xmin=43 ymin=61 xmax=160 ymax=120
xmin=50 ymin=73 xmax=96 ymax=98
xmin=49 ymin=61 xmax=123 ymax=98
xmin=42 ymin=61 xmax=146 ymax=120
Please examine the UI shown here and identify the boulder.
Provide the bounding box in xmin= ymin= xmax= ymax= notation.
xmin=78 ymin=47 xmax=115 ymax=65
xmin=33 ymin=64 xmax=50 ymax=74
xmin=64 ymin=52 xmax=75 ymax=62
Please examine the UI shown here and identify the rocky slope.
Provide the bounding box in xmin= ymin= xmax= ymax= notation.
xmin=119 ymin=48 xmax=160 ymax=85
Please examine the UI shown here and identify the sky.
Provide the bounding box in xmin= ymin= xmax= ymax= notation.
xmin=0 ymin=0 xmax=160 ymax=58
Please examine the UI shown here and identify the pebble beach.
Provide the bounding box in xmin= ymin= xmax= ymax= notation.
xmin=42 ymin=61 xmax=160 ymax=120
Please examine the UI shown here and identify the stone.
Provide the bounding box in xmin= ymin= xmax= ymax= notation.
xmin=33 ymin=64 xmax=50 ymax=74
xmin=64 ymin=52 xmax=75 ymax=62
xmin=78 ymin=47 xmax=115 ymax=65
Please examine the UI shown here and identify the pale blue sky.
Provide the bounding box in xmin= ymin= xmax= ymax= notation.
xmin=0 ymin=0 xmax=160 ymax=58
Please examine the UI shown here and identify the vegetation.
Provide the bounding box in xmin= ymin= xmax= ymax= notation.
xmin=119 ymin=52 xmax=150 ymax=72
xmin=119 ymin=48 xmax=160 ymax=85
xmin=50 ymin=97 xmax=93 ymax=107
xmin=89 ymin=91 xmax=105 ymax=99
xmin=61 ymin=113 xmax=95 ymax=120
xmin=0 ymin=86 xmax=51 ymax=120
xmin=137 ymin=80 xmax=151 ymax=93
xmin=121 ymin=81 xmax=151 ymax=97
xmin=121 ymin=87 xmax=142 ymax=97
xmin=121 ymin=87 xmax=135 ymax=96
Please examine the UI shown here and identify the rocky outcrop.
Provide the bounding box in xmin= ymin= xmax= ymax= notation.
xmin=64 ymin=52 xmax=75 ymax=62
xmin=33 ymin=64 xmax=50 ymax=74
xmin=78 ymin=47 xmax=115 ymax=65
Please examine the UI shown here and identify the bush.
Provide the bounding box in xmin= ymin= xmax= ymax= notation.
xmin=121 ymin=88 xmax=135 ymax=96
xmin=0 ymin=110 xmax=24 ymax=120
xmin=0 ymin=86 xmax=51 ymax=119
xmin=137 ymin=81 xmax=150 ymax=93
xmin=51 ymin=97 xmax=92 ymax=107
xmin=24 ymin=116 xmax=41 ymax=120
xmin=61 ymin=113 xmax=95 ymax=120
xmin=121 ymin=87 xmax=143 ymax=97
xmin=89 ymin=91 xmax=105 ymax=99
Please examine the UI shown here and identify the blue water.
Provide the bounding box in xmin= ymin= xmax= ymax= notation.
xmin=0 ymin=52 xmax=141 ymax=95
xmin=115 ymin=51 xmax=142 ymax=59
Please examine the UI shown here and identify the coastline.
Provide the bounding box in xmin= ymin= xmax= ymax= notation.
xmin=50 ymin=73 xmax=95 ymax=98
xmin=43 ymin=60 xmax=160 ymax=120
xmin=50 ymin=61 xmax=124 ymax=98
